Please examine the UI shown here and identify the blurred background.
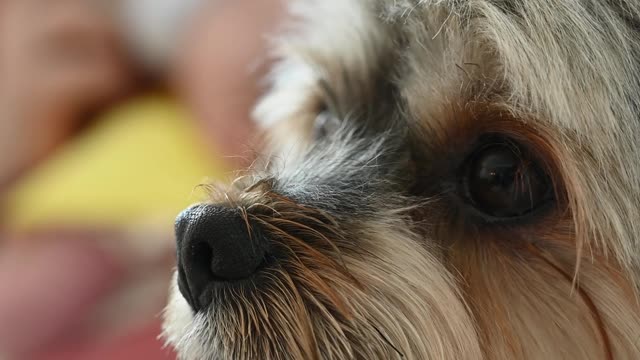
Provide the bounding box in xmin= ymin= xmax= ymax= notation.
xmin=0 ymin=0 xmax=284 ymax=359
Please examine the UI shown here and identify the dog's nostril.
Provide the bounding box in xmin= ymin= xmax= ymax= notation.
xmin=175 ymin=205 xmax=267 ymax=311
xmin=191 ymin=240 xmax=215 ymax=280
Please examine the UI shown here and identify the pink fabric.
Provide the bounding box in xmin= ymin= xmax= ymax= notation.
xmin=37 ymin=321 xmax=175 ymax=360
xmin=0 ymin=239 xmax=123 ymax=358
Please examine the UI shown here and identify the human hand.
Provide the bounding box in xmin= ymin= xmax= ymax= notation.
xmin=0 ymin=0 xmax=131 ymax=188
xmin=172 ymin=0 xmax=285 ymax=167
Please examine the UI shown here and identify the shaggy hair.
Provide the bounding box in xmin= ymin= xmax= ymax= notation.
xmin=163 ymin=0 xmax=640 ymax=358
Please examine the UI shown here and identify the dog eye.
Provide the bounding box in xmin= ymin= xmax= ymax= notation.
xmin=461 ymin=139 xmax=553 ymax=219
xmin=312 ymin=107 xmax=341 ymax=140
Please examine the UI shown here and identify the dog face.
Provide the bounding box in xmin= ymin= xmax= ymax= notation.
xmin=163 ymin=0 xmax=640 ymax=358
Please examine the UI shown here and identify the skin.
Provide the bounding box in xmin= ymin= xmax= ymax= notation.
xmin=0 ymin=0 xmax=131 ymax=189
xmin=172 ymin=0 xmax=285 ymax=167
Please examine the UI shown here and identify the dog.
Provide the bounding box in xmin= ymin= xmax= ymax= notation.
xmin=162 ymin=0 xmax=640 ymax=358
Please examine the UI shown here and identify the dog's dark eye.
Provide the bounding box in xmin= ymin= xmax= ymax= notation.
xmin=313 ymin=107 xmax=341 ymax=140
xmin=461 ymin=139 xmax=552 ymax=219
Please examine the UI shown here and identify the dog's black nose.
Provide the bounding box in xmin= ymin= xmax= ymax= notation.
xmin=175 ymin=204 xmax=266 ymax=310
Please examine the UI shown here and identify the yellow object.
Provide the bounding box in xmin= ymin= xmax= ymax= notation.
xmin=5 ymin=96 xmax=227 ymax=231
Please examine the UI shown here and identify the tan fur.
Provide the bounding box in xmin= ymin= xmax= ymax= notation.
xmin=164 ymin=0 xmax=640 ymax=358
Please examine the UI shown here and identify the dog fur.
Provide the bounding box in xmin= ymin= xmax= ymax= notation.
xmin=163 ymin=0 xmax=640 ymax=358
